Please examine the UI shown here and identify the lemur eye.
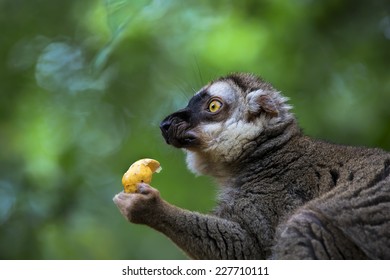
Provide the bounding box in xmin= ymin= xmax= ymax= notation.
xmin=208 ymin=99 xmax=223 ymax=113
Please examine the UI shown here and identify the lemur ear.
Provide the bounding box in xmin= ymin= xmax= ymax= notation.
xmin=246 ymin=89 xmax=280 ymax=117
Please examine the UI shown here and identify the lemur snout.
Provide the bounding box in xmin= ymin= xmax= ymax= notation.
xmin=160 ymin=109 xmax=199 ymax=149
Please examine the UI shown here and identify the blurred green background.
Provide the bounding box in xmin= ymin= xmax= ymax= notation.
xmin=0 ymin=0 xmax=389 ymax=259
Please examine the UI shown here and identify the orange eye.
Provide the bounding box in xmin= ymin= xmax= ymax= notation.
xmin=208 ymin=100 xmax=223 ymax=113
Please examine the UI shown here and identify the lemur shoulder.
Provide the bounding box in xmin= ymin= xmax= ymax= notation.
xmin=114 ymin=73 xmax=390 ymax=259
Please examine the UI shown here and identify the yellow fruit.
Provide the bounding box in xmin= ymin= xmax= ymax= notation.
xmin=122 ymin=158 xmax=162 ymax=193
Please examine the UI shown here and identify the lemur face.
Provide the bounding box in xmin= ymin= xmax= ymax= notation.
xmin=160 ymin=80 xmax=236 ymax=149
xmin=160 ymin=73 xmax=292 ymax=174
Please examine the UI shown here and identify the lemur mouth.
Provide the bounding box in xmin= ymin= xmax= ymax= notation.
xmin=178 ymin=133 xmax=198 ymax=148
xmin=163 ymin=131 xmax=198 ymax=149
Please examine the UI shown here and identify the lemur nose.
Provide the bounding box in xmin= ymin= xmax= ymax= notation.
xmin=160 ymin=119 xmax=171 ymax=134
xmin=160 ymin=118 xmax=173 ymax=144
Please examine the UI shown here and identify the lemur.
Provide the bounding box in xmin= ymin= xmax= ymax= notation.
xmin=113 ymin=73 xmax=390 ymax=259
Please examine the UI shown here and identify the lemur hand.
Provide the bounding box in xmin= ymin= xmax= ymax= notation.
xmin=113 ymin=183 xmax=163 ymax=225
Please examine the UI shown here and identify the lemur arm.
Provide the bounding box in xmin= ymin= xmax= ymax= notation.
xmin=113 ymin=184 xmax=260 ymax=259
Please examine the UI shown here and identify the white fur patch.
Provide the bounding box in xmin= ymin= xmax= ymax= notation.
xmin=184 ymin=117 xmax=266 ymax=181
xmin=246 ymin=89 xmax=265 ymax=113
xmin=204 ymin=118 xmax=265 ymax=162
xmin=185 ymin=150 xmax=208 ymax=176
xmin=246 ymin=89 xmax=292 ymax=115
xmin=207 ymin=81 xmax=236 ymax=104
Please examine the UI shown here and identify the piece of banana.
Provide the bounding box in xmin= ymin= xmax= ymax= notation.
xmin=122 ymin=158 xmax=162 ymax=193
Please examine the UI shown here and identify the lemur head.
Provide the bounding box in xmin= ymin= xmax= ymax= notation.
xmin=160 ymin=73 xmax=294 ymax=179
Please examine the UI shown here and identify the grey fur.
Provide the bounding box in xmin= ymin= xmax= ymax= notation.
xmin=113 ymin=73 xmax=390 ymax=259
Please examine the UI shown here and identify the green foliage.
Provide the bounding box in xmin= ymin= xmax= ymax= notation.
xmin=0 ymin=0 xmax=389 ymax=259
